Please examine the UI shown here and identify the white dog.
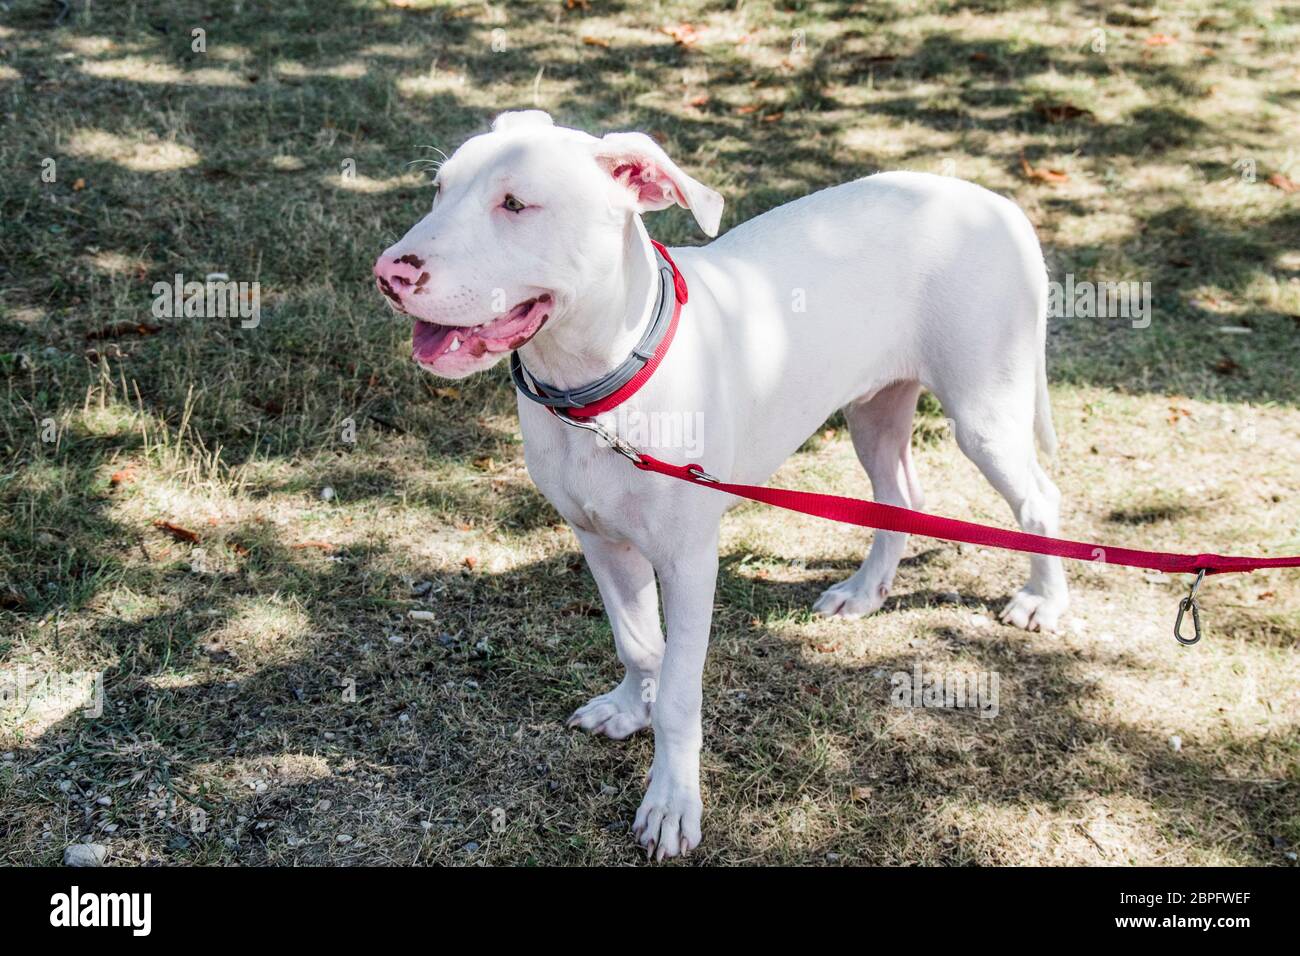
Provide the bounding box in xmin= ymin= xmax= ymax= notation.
xmin=374 ymin=111 xmax=1068 ymax=859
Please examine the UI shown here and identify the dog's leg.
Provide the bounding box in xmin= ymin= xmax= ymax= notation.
xmin=813 ymin=381 xmax=924 ymax=619
xmin=567 ymin=531 xmax=663 ymax=739
xmin=633 ymin=534 xmax=718 ymax=860
xmin=948 ymin=406 xmax=1069 ymax=632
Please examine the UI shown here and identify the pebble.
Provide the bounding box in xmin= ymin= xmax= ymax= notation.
xmin=320 ymin=486 xmax=335 ymax=501
xmin=95 ymin=796 xmax=111 ymax=806
xmin=1169 ymin=735 xmax=1183 ymax=752
xmin=336 ymin=834 xmax=353 ymax=844
xmin=63 ymin=844 xmax=107 ymax=867
xmin=408 ymin=610 xmax=436 ymax=622
xmin=970 ymin=613 xmax=992 ymax=628
xmin=1 ymin=752 xmax=13 ymax=762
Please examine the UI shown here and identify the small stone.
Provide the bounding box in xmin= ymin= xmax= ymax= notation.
xmin=323 ymin=732 xmax=336 ymax=740
xmin=1 ymin=752 xmax=14 ymax=762
xmin=410 ymin=580 xmax=433 ymax=597
xmin=408 ymin=610 xmax=436 ymax=622
xmin=936 ymin=591 xmax=961 ymax=605
xmin=320 ymin=486 xmax=335 ymax=501
xmin=970 ymin=613 xmax=991 ymax=628
xmin=336 ymin=834 xmax=353 ymax=844
xmin=600 ymin=783 xmax=618 ymax=797
xmin=95 ymin=796 xmax=111 ymax=806
xmin=63 ymin=844 xmax=107 ymax=867
xmin=1169 ymin=735 xmax=1183 ymax=752
xmin=463 ymin=841 xmax=479 ymax=853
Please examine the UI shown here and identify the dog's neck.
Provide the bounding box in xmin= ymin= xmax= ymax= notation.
xmin=515 ymin=216 xmax=658 ymax=392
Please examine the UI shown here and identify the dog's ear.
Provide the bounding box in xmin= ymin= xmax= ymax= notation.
xmin=593 ymin=132 xmax=723 ymax=238
xmin=491 ymin=110 xmax=555 ymax=132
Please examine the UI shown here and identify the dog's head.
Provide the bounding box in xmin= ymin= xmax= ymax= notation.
xmin=373 ymin=111 xmax=722 ymax=378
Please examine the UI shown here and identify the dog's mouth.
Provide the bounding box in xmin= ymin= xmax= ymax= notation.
xmin=412 ymin=294 xmax=553 ymax=366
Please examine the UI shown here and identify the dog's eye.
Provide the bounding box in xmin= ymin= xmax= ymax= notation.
xmin=501 ymin=194 xmax=526 ymax=213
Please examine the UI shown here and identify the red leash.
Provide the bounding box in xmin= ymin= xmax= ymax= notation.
xmin=527 ymin=238 xmax=1300 ymax=646
xmin=629 ymin=453 xmax=1300 ymax=645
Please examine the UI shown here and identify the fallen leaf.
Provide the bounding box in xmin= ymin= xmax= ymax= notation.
xmin=1019 ymin=152 xmax=1069 ymax=184
xmin=154 ymin=520 xmax=200 ymax=543
xmin=1214 ymin=357 xmax=1240 ymax=376
xmin=1035 ymin=101 xmax=1093 ymax=123
xmin=292 ymin=540 xmax=336 ymax=552
xmin=72 ymin=178 xmax=86 ymax=191
xmin=581 ymin=35 xmax=610 ymax=48
xmin=433 ymin=386 xmax=460 ymax=400
xmin=761 ymin=111 xmax=784 ymax=123
xmin=1267 ymin=172 xmax=1297 ymax=194
xmin=462 ymin=556 xmax=477 ymax=570
xmin=969 ymin=51 xmax=989 ymax=62
xmin=109 ymin=466 xmax=138 ymax=486
xmin=1145 ymin=34 xmax=1177 ymax=47
xmin=662 ymin=23 xmax=700 ymax=47
xmin=472 ymin=456 xmax=495 ymax=471
xmin=735 ymin=104 xmax=761 ymax=115
xmin=685 ymin=93 xmax=710 ymax=108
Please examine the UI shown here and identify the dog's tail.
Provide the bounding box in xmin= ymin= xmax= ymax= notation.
xmin=1033 ymin=308 xmax=1058 ymax=458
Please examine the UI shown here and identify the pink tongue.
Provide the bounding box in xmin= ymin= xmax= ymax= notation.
xmin=412 ymin=321 xmax=452 ymax=360
xmin=478 ymin=300 xmax=540 ymax=345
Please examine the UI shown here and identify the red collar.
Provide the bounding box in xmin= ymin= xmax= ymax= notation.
xmin=511 ymin=239 xmax=687 ymax=419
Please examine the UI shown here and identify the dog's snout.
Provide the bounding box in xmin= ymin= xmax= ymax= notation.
xmin=373 ymin=254 xmax=431 ymax=306
xmin=373 ymin=254 xmax=433 ymax=314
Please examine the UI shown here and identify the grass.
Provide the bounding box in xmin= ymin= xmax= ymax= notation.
xmin=1 ymin=0 xmax=1298 ymax=865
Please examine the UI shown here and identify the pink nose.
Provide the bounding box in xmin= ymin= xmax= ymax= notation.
xmin=373 ymin=254 xmax=430 ymax=307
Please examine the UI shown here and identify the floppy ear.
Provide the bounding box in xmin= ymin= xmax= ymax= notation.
xmin=593 ymin=131 xmax=724 ymax=237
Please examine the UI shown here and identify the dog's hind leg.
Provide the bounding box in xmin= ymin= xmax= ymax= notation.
xmin=813 ymin=380 xmax=924 ymax=619
xmin=567 ymin=531 xmax=663 ymax=739
xmin=944 ymin=400 xmax=1069 ymax=632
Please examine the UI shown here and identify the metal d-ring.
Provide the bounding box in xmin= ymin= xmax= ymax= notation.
xmin=1174 ymin=569 xmax=1206 ymax=646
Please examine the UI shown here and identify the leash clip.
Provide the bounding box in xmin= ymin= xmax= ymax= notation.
xmin=1174 ymin=568 xmax=1205 ymax=646
xmin=553 ymin=412 xmax=643 ymax=465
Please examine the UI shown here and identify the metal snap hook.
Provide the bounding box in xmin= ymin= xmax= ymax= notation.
xmin=1174 ymin=569 xmax=1206 ymax=646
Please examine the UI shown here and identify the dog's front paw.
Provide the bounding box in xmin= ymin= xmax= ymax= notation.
xmin=812 ymin=576 xmax=889 ymax=619
xmin=633 ymin=768 xmax=702 ymax=861
xmin=567 ymin=676 xmax=652 ymax=740
xmin=999 ymin=589 xmax=1066 ymax=632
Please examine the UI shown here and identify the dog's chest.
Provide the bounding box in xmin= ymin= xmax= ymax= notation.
xmin=521 ymin=425 xmax=646 ymax=540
